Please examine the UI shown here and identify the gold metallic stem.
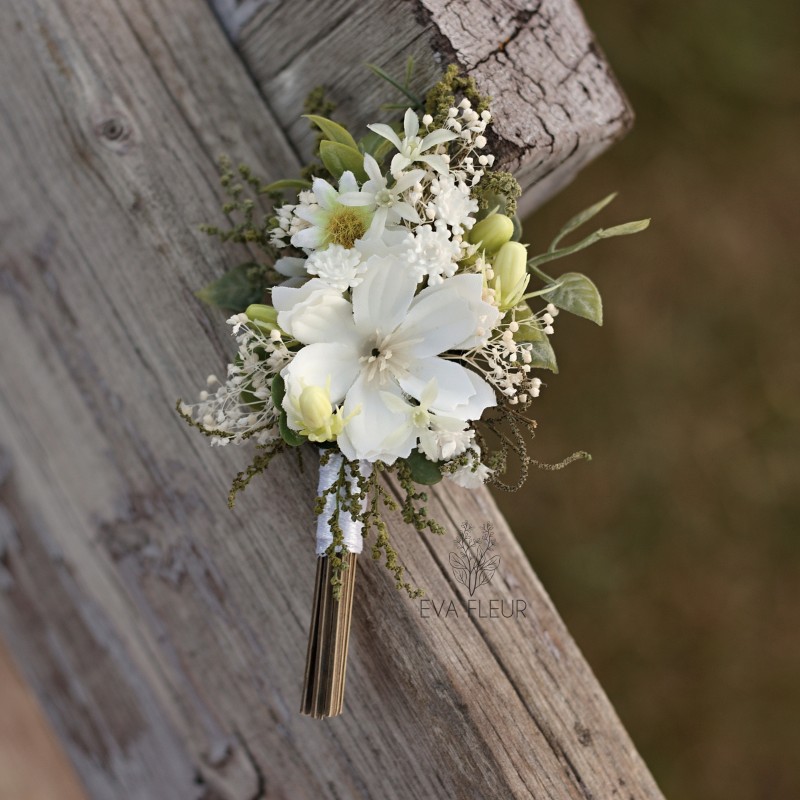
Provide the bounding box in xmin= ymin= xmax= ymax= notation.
xmin=300 ymin=553 xmax=358 ymax=718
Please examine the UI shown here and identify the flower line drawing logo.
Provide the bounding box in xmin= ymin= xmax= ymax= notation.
xmin=449 ymin=521 xmax=500 ymax=595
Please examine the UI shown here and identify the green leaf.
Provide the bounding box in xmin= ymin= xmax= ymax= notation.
xmin=513 ymin=308 xmax=546 ymax=343
xmin=546 ymin=272 xmax=603 ymax=325
xmin=262 ymin=178 xmax=312 ymax=194
xmin=598 ymin=219 xmax=651 ymax=238
xmin=279 ymin=410 xmax=305 ymax=447
xmin=303 ymin=115 xmax=359 ymax=150
xmin=550 ymin=193 xmax=617 ymax=251
xmin=404 ymin=450 xmax=443 ymax=485
xmin=365 ymin=62 xmax=423 ymax=105
xmin=526 ymin=335 xmax=559 ymax=373
xmin=195 ymin=262 xmax=265 ymax=312
xmin=270 ymin=373 xmax=285 ymax=410
xmin=319 ymin=140 xmax=368 ymax=182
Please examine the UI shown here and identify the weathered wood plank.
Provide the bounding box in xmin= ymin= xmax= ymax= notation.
xmin=215 ymin=0 xmax=633 ymax=214
xmin=0 ymin=1 xmax=662 ymax=799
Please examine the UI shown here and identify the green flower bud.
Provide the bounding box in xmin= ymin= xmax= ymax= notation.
xmin=245 ymin=304 xmax=279 ymax=327
xmin=491 ymin=241 xmax=530 ymax=311
xmin=468 ymin=213 xmax=514 ymax=255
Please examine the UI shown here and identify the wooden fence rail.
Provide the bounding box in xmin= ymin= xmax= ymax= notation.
xmin=0 ymin=0 xmax=663 ymax=798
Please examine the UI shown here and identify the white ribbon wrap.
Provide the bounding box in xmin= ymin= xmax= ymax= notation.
xmin=315 ymin=452 xmax=373 ymax=556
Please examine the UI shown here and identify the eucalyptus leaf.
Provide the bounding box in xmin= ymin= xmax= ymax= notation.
xmin=319 ymin=140 xmax=368 ymax=182
xmin=195 ymin=262 xmax=265 ymax=312
xmin=404 ymin=450 xmax=443 ymax=485
xmin=598 ymin=219 xmax=651 ymax=238
xmin=303 ymin=114 xmax=359 ymax=150
xmin=546 ymin=272 xmax=603 ymax=325
xmin=550 ymin=193 xmax=617 ymax=251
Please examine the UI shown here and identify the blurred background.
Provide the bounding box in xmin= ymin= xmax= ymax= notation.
xmin=2 ymin=1 xmax=798 ymax=798
xmin=505 ymin=2 xmax=800 ymax=799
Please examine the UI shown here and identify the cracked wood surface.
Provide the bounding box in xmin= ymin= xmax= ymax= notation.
xmin=214 ymin=0 xmax=633 ymax=215
xmin=0 ymin=0 xmax=662 ymax=798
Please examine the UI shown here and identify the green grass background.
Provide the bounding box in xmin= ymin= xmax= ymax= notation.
xmin=501 ymin=2 xmax=800 ymax=798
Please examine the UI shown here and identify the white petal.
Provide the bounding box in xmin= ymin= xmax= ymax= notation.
xmin=447 ymin=369 xmax=497 ymax=421
xmin=294 ymin=206 xmax=327 ymax=226
xmin=274 ymin=256 xmax=307 ymax=277
xmin=337 ymin=374 xmax=414 ymax=463
xmin=365 ymin=207 xmax=388 ymax=238
xmin=363 ymin=153 xmax=383 ymax=183
xmin=338 ymin=171 xmax=359 ymax=194
xmin=390 ymin=152 xmax=412 ymax=175
xmin=312 ymin=177 xmax=338 ymax=210
xmin=392 ymin=289 xmax=475 ymax=358
xmin=351 ymin=256 xmax=417 ymax=339
xmin=403 ymin=108 xmax=419 ymax=139
xmin=421 ymin=129 xmax=459 ymax=150
xmin=397 ymin=357 xmax=476 ymax=411
xmin=338 ymin=191 xmax=375 ymax=208
xmin=393 ymin=169 xmax=425 ymax=193
xmin=366 ymin=123 xmax=402 ymax=150
xmin=418 ymin=153 xmax=449 ymax=174
xmin=273 ymin=280 xmax=360 ymax=346
xmin=394 ymin=201 xmax=420 ymax=223
xmin=414 ymin=273 xmax=501 ymax=350
xmin=272 ymin=278 xmax=329 ymax=313
xmin=291 ymin=226 xmax=325 ymax=250
xmin=288 ymin=296 xmax=360 ymax=347
xmin=281 ymin=343 xmax=360 ymax=405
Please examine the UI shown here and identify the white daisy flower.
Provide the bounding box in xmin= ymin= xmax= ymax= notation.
xmin=291 ymin=171 xmax=373 ymax=251
xmin=338 ymin=154 xmax=424 ymax=238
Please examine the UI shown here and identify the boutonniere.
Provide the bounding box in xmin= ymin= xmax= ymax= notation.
xmin=178 ymin=64 xmax=648 ymax=718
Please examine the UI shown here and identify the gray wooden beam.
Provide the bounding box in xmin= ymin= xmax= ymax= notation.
xmin=214 ymin=0 xmax=633 ymax=214
xmin=0 ymin=1 xmax=661 ymax=798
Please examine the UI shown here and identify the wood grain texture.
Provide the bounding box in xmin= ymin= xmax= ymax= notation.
xmin=0 ymin=0 xmax=662 ymax=798
xmin=218 ymin=0 xmax=633 ymax=214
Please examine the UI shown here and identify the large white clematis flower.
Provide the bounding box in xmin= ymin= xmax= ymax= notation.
xmin=368 ymin=110 xmax=458 ymax=177
xmin=338 ymin=154 xmax=423 ymax=238
xmin=272 ymin=259 xmax=500 ymax=463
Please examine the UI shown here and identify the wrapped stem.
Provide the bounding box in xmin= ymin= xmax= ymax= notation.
xmin=301 ymin=453 xmax=370 ymax=718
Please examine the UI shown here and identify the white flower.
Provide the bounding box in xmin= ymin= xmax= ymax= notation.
xmin=403 ymin=224 xmax=462 ymax=284
xmin=182 ymin=315 xmax=292 ymax=446
xmin=291 ymin=172 xmax=373 ymax=251
xmin=338 ymin=154 xmax=423 ymax=238
xmin=305 ymin=244 xmax=366 ymax=291
xmin=426 ymin=174 xmax=479 ymax=235
xmin=368 ymin=109 xmax=458 ymax=177
xmin=448 ymin=446 xmax=493 ymax=488
xmin=270 ymin=203 xmax=310 ymax=248
xmin=380 ymin=378 xmax=475 ymax=461
xmin=272 ymin=260 xmax=499 ymax=462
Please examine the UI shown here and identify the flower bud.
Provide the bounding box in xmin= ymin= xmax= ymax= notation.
xmin=298 ymin=385 xmax=333 ymax=432
xmin=245 ymin=304 xmax=279 ymax=328
xmin=467 ymin=213 xmax=514 ymax=255
xmin=491 ymin=241 xmax=530 ymax=311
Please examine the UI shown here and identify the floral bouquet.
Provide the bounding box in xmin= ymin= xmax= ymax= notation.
xmin=179 ymin=65 xmax=647 ymax=718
